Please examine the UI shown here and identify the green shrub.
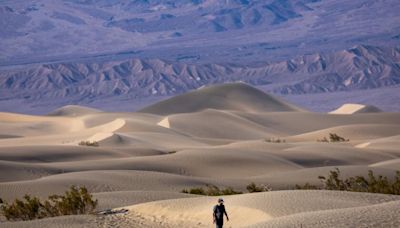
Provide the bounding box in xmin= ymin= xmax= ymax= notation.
xmin=78 ymin=141 xmax=99 ymax=147
xmin=0 ymin=195 xmax=42 ymax=221
xmin=0 ymin=186 xmax=98 ymax=221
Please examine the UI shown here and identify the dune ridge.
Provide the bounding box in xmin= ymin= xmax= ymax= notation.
xmin=140 ymin=83 xmax=305 ymax=115
xmin=330 ymin=103 xmax=382 ymax=114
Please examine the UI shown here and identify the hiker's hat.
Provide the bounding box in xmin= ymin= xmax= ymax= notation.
xmin=218 ymin=198 xmax=224 ymax=203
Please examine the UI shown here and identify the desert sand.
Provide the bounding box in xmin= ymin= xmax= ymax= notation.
xmin=0 ymin=83 xmax=399 ymax=227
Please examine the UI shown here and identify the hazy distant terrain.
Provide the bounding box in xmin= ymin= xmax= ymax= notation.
xmin=0 ymin=0 xmax=399 ymax=113
xmin=1 ymin=0 xmax=399 ymax=64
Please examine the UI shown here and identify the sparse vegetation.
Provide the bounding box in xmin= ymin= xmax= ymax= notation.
xmin=166 ymin=150 xmax=177 ymax=154
xmin=295 ymin=183 xmax=319 ymax=190
xmin=296 ymin=168 xmax=400 ymax=195
xmin=0 ymin=186 xmax=98 ymax=221
xmin=182 ymin=183 xmax=273 ymax=196
xmin=317 ymin=133 xmax=349 ymax=142
xmin=246 ymin=182 xmax=271 ymax=192
xmin=181 ymin=184 xmax=242 ymax=196
xmin=78 ymin=141 xmax=99 ymax=147
xmin=265 ymin=138 xmax=286 ymax=143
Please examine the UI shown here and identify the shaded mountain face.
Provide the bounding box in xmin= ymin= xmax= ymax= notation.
xmin=0 ymin=0 xmax=399 ymax=65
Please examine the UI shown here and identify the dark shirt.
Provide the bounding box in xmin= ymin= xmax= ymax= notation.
xmin=213 ymin=204 xmax=227 ymax=225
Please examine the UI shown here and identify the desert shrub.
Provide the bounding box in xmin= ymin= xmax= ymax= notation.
xmin=295 ymin=183 xmax=319 ymax=190
xmin=297 ymin=168 xmax=400 ymax=195
xmin=246 ymin=182 xmax=269 ymax=193
xmin=78 ymin=141 xmax=99 ymax=147
xmin=220 ymin=187 xmax=242 ymax=195
xmin=0 ymin=198 xmax=3 ymax=204
xmin=265 ymin=138 xmax=286 ymax=143
xmin=0 ymin=195 xmax=42 ymax=221
xmin=318 ymin=133 xmax=348 ymax=142
xmin=181 ymin=185 xmax=242 ymax=196
xmin=181 ymin=187 xmax=205 ymax=195
xmin=0 ymin=186 xmax=98 ymax=221
xmin=329 ymin=133 xmax=348 ymax=142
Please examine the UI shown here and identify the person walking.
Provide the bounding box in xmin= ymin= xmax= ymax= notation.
xmin=213 ymin=198 xmax=229 ymax=228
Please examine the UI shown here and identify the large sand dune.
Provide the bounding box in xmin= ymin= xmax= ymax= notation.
xmin=139 ymin=83 xmax=305 ymax=115
xmin=0 ymin=83 xmax=399 ymax=227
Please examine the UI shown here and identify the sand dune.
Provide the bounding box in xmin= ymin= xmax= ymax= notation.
xmin=140 ymin=83 xmax=305 ymax=115
xmin=253 ymin=196 xmax=400 ymax=228
xmin=287 ymin=124 xmax=400 ymax=142
xmin=48 ymin=105 xmax=102 ymax=117
xmin=4 ymin=191 xmax=399 ymax=228
xmin=0 ymin=83 xmax=399 ymax=227
xmin=330 ymin=103 xmax=382 ymax=114
xmin=164 ymin=109 xmax=280 ymax=140
xmin=126 ymin=191 xmax=400 ymax=227
xmin=356 ymin=135 xmax=400 ymax=152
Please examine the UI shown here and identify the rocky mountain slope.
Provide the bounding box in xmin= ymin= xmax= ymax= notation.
xmin=1 ymin=45 xmax=399 ymax=106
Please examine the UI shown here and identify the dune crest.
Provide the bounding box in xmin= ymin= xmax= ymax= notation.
xmin=140 ymin=83 xmax=305 ymax=115
xmin=157 ymin=117 xmax=170 ymax=129
xmin=330 ymin=103 xmax=382 ymax=114
xmin=48 ymin=105 xmax=102 ymax=117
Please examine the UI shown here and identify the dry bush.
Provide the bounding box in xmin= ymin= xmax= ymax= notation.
xmin=181 ymin=184 xmax=242 ymax=196
xmin=265 ymin=138 xmax=286 ymax=143
xmin=318 ymin=133 xmax=349 ymax=142
xmin=295 ymin=183 xmax=319 ymax=190
xmin=78 ymin=141 xmax=99 ymax=147
xmin=246 ymin=182 xmax=271 ymax=193
xmin=296 ymin=168 xmax=400 ymax=195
